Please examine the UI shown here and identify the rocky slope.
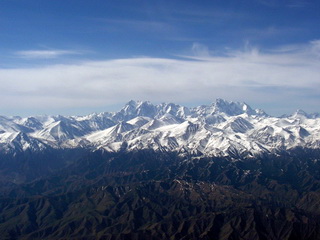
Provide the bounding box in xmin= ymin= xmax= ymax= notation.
xmin=1 ymin=100 xmax=320 ymax=239
xmin=0 ymin=149 xmax=320 ymax=239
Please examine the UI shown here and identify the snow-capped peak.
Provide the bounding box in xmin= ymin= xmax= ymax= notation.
xmin=212 ymin=98 xmax=257 ymax=116
xmin=0 ymin=99 xmax=319 ymax=157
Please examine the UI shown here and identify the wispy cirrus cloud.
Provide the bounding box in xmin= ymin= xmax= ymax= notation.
xmin=287 ymin=0 xmax=311 ymax=8
xmin=1 ymin=41 xmax=320 ymax=116
xmin=257 ymin=0 xmax=312 ymax=8
xmin=191 ymin=43 xmax=211 ymax=57
xmin=97 ymin=18 xmax=175 ymax=34
xmin=14 ymin=49 xmax=82 ymax=59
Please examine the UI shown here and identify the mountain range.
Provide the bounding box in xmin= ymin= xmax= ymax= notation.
xmin=1 ymin=99 xmax=319 ymax=157
xmin=1 ymin=99 xmax=320 ymax=239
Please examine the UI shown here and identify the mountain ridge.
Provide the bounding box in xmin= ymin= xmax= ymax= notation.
xmin=1 ymin=99 xmax=319 ymax=157
xmin=0 ymin=100 xmax=320 ymax=239
xmin=1 ymin=148 xmax=320 ymax=239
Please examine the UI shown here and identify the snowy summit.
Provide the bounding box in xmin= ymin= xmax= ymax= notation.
xmin=0 ymin=99 xmax=319 ymax=157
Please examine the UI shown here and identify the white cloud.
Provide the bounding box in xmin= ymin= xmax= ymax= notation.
xmin=191 ymin=43 xmax=210 ymax=57
xmin=1 ymin=41 xmax=320 ymax=116
xmin=14 ymin=50 xmax=81 ymax=59
xmin=97 ymin=18 xmax=175 ymax=35
xmin=310 ymin=40 xmax=320 ymax=56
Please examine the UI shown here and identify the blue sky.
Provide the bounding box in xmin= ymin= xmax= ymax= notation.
xmin=0 ymin=0 xmax=320 ymax=116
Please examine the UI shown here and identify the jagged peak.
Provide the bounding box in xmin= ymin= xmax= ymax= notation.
xmin=255 ymin=108 xmax=268 ymax=117
xmin=289 ymin=109 xmax=320 ymax=119
xmin=0 ymin=99 xmax=319 ymax=156
xmin=156 ymin=102 xmax=190 ymax=119
xmin=125 ymin=100 xmax=153 ymax=108
xmin=212 ymin=98 xmax=256 ymax=116
xmin=123 ymin=100 xmax=154 ymax=110
xmin=285 ymin=109 xmax=320 ymax=119
xmin=127 ymin=99 xmax=139 ymax=106
xmin=290 ymin=109 xmax=314 ymax=120
xmin=294 ymin=109 xmax=308 ymax=116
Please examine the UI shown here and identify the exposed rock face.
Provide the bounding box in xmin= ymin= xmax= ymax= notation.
xmin=0 ymin=148 xmax=320 ymax=239
xmin=1 ymin=100 xmax=320 ymax=239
